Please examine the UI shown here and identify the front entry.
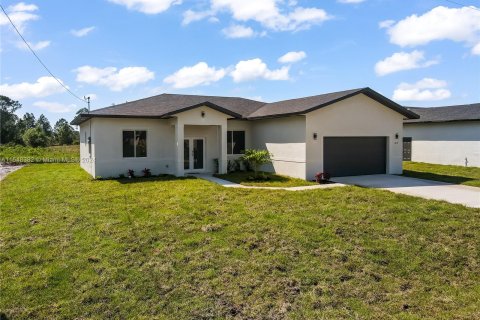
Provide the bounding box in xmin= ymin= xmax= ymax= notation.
xmin=184 ymin=138 xmax=205 ymax=172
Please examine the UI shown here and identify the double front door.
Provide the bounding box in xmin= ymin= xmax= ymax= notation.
xmin=184 ymin=138 xmax=205 ymax=171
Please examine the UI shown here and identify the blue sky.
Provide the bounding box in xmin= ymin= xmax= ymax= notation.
xmin=1 ymin=0 xmax=479 ymax=124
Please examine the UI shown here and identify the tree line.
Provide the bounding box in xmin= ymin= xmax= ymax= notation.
xmin=0 ymin=95 xmax=82 ymax=147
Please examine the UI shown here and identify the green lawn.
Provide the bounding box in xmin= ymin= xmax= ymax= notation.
xmin=1 ymin=164 xmax=479 ymax=319
xmin=403 ymin=161 xmax=480 ymax=187
xmin=0 ymin=145 xmax=80 ymax=164
xmin=214 ymin=171 xmax=317 ymax=187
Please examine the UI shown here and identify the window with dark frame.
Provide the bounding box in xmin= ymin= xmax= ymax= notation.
xmin=123 ymin=130 xmax=147 ymax=158
xmin=227 ymin=130 xmax=245 ymax=155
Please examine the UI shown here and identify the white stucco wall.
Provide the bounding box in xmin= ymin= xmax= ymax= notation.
xmin=404 ymin=121 xmax=480 ymax=167
xmin=79 ymin=120 xmax=95 ymax=177
xmin=86 ymin=118 xmax=176 ymax=178
xmin=251 ymin=116 xmax=307 ymax=179
xmin=305 ymin=94 xmax=404 ymax=179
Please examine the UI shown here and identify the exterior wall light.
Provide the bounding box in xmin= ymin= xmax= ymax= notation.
xmin=313 ymin=132 xmax=318 ymax=140
xmin=395 ymin=133 xmax=399 ymax=139
xmin=201 ymin=111 xmax=205 ymax=118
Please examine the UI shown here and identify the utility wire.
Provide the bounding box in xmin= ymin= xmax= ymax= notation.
xmin=0 ymin=4 xmax=87 ymax=103
xmin=443 ymin=0 xmax=480 ymax=11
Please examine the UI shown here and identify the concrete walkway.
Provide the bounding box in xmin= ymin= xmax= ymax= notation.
xmin=0 ymin=164 xmax=24 ymax=181
xmin=332 ymin=174 xmax=480 ymax=208
xmin=194 ymin=174 xmax=345 ymax=191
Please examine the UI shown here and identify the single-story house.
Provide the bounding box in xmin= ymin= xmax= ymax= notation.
xmin=71 ymin=87 xmax=418 ymax=179
xmin=403 ymin=103 xmax=480 ymax=167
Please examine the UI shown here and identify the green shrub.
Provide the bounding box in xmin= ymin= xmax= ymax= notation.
xmin=22 ymin=127 xmax=49 ymax=147
xmin=240 ymin=149 xmax=272 ymax=178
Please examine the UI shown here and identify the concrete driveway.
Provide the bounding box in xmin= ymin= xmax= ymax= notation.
xmin=332 ymin=174 xmax=480 ymax=208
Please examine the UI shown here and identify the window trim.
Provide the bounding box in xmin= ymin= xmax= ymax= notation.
xmin=227 ymin=130 xmax=245 ymax=155
xmin=122 ymin=129 xmax=148 ymax=158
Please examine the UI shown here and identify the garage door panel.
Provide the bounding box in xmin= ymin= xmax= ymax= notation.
xmin=324 ymin=137 xmax=387 ymax=177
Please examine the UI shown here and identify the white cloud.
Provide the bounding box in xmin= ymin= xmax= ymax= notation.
xmin=164 ymin=62 xmax=226 ymax=88
xmin=186 ymin=0 xmax=331 ymax=31
xmin=16 ymin=40 xmax=50 ymax=51
xmin=0 ymin=76 xmax=66 ymax=100
xmin=71 ymin=26 xmax=95 ymax=37
xmin=0 ymin=2 xmax=39 ymax=32
xmin=379 ymin=19 xmax=395 ymax=29
xmin=222 ymin=24 xmax=256 ymax=38
xmin=108 ymin=0 xmax=182 ymax=14
xmin=74 ymin=66 xmax=155 ymax=91
xmin=230 ymin=58 xmax=289 ymax=82
xmin=33 ymin=101 xmax=76 ymax=113
xmin=385 ymin=6 xmax=480 ymax=49
xmin=182 ymin=9 xmax=214 ymax=25
xmin=338 ymin=0 xmax=366 ymax=3
xmin=393 ymin=78 xmax=451 ymax=101
xmin=472 ymin=42 xmax=480 ymax=55
xmin=375 ymin=50 xmax=439 ymax=76
xmin=278 ymin=51 xmax=306 ymax=64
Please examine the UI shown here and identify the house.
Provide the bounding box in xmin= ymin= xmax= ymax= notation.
xmin=71 ymin=87 xmax=418 ymax=179
xmin=403 ymin=104 xmax=480 ymax=167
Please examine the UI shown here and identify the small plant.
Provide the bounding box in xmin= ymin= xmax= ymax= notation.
xmin=213 ymin=158 xmax=219 ymax=174
xmin=315 ymin=172 xmax=331 ymax=184
xmin=240 ymin=149 xmax=273 ymax=178
xmin=127 ymin=169 xmax=135 ymax=178
xmin=118 ymin=173 xmax=125 ymax=179
xmin=142 ymin=168 xmax=152 ymax=177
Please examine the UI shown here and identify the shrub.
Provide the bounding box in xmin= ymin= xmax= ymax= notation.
xmin=315 ymin=172 xmax=331 ymax=183
xmin=240 ymin=149 xmax=272 ymax=178
xmin=127 ymin=169 xmax=135 ymax=178
xmin=22 ymin=127 xmax=49 ymax=147
xmin=142 ymin=168 xmax=151 ymax=177
xmin=118 ymin=174 xmax=125 ymax=179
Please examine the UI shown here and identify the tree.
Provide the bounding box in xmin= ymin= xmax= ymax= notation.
xmin=54 ymin=118 xmax=75 ymax=145
xmin=0 ymin=95 xmax=22 ymax=144
xmin=240 ymin=149 xmax=273 ymax=178
xmin=36 ymin=114 xmax=53 ymax=138
xmin=22 ymin=126 xmax=49 ymax=147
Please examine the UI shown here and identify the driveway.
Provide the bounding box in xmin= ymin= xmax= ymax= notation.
xmin=332 ymin=174 xmax=480 ymax=208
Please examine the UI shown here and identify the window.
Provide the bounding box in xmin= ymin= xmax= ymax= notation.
xmin=227 ymin=130 xmax=245 ymax=155
xmin=123 ymin=130 xmax=147 ymax=158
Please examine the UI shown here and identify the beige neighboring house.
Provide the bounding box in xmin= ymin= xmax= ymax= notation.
xmin=403 ymin=104 xmax=480 ymax=167
xmin=71 ymin=88 xmax=418 ymax=179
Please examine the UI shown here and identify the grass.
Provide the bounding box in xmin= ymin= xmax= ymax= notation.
xmin=0 ymin=145 xmax=80 ymax=164
xmin=403 ymin=161 xmax=480 ymax=187
xmin=1 ymin=164 xmax=479 ymax=319
xmin=214 ymin=171 xmax=317 ymax=187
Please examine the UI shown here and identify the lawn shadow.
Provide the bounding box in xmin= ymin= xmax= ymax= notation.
xmin=402 ymin=170 xmax=477 ymax=185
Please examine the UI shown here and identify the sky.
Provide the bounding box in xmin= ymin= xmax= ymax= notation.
xmin=1 ymin=0 xmax=479 ymax=124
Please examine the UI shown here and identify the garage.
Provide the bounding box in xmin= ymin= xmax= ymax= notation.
xmin=324 ymin=137 xmax=387 ymax=177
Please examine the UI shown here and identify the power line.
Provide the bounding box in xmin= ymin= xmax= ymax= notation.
xmin=0 ymin=4 xmax=87 ymax=103
xmin=443 ymin=0 xmax=480 ymax=11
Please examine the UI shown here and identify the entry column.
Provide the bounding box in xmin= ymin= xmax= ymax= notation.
xmin=219 ymin=123 xmax=228 ymax=174
xmin=175 ymin=122 xmax=184 ymax=176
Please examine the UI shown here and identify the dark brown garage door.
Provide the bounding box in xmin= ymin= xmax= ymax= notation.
xmin=324 ymin=137 xmax=387 ymax=177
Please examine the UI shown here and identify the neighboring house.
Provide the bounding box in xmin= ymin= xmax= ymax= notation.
xmin=71 ymin=87 xmax=418 ymax=179
xmin=403 ymin=104 xmax=480 ymax=167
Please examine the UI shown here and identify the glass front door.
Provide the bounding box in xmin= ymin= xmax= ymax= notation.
xmin=183 ymin=138 xmax=205 ymax=171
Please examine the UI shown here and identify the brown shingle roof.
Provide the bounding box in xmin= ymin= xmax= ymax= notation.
xmin=71 ymin=87 xmax=418 ymax=125
xmin=404 ymin=103 xmax=480 ymax=123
